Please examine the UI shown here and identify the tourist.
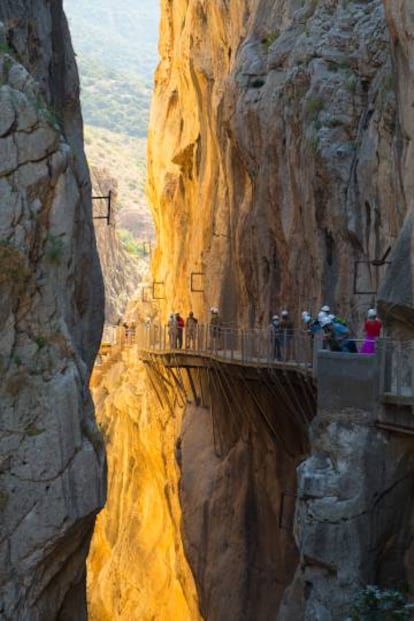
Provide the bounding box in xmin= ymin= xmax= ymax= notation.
xmin=360 ymin=308 xmax=382 ymax=354
xmin=168 ymin=313 xmax=177 ymax=349
xmin=209 ymin=307 xmax=221 ymax=350
xmin=176 ymin=312 xmax=185 ymax=348
xmin=269 ymin=314 xmax=281 ymax=360
xmin=185 ymin=311 xmax=198 ymax=349
xmin=280 ymin=310 xmax=294 ymax=360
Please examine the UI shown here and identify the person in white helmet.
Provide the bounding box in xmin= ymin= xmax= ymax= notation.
xmin=185 ymin=311 xmax=198 ymax=349
xmin=209 ymin=307 xmax=221 ymax=350
xmin=168 ymin=313 xmax=177 ymax=348
xmin=360 ymin=308 xmax=382 ymax=354
xmin=280 ymin=310 xmax=294 ymax=360
xmin=269 ymin=314 xmax=281 ymax=360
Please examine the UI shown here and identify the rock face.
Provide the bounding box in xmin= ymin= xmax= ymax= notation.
xmin=89 ymin=1 xmax=414 ymax=620
xmin=0 ymin=5 xmax=105 ymax=619
xmin=141 ymin=0 xmax=414 ymax=619
xmin=377 ymin=1 xmax=414 ymax=333
xmin=87 ymin=347 xmax=201 ymax=621
xmin=148 ymin=0 xmax=399 ymax=331
xmin=90 ymin=166 xmax=145 ymax=325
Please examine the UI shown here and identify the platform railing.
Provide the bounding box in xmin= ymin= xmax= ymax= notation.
xmin=378 ymin=339 xmax=414 ymax=399
xmin=131 ymin=323 xmax=319 ymax=370
xmin=97 ymin=323 xmax=414 ymax=402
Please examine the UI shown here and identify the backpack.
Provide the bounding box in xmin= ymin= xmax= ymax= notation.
xmin=332 ymin=320 xmax=349 ymax=337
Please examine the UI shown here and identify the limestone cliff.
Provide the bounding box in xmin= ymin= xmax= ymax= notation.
xmin=87 ymin=347 xmax=201 ymax=621
xmin=89 ymin=1 xmax=414 ymax=620
xmin=0 ymin=4 xmax=105 ymax=619
xmin=148 ymin=0 xmax=398 ymax=329
xmin=377 ymin=1 xmax=414 ymax=333
xmin=144 ymin=0 xmax=414 ymax=619
xmin=90 ymin=167 xmax=145 ymax=325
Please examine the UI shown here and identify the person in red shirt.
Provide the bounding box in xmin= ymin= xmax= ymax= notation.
xmin=175 ymin=312 xmax=185 ymax=348
xmin=360 ymin=308 xmax=382 ymax=354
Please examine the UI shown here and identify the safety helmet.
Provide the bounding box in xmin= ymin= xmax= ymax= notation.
xmin=367 ymin=308 xmax=377 ymax=318
xmin=318 ymin=311 xmax=328 ymax=322
xmin=272 ymin=314 xmax=279 ymax=321
xmin=281 ymin=310 xmax=289 ymax=317
xmin=302 ymin=311 xmax=311 ymax=323
xmin=320 ymin=316 xmax=332 ymax=328
xmin=321 ymin=305 xmax=330 ymax=313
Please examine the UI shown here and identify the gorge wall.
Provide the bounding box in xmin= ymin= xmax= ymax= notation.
xmin=0 ymin=2 xmax=105 ymax=619
xmin=90 ymin=167 xmax=144 ymax=325
xmin=90 ymin=0 xmax=414 ymax=620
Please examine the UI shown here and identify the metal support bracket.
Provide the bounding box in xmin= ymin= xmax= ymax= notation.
xmin=191 ymin=272 xmax=205 ymax=292
xmin=153 ymin=281 xmax=166 ymax=300
xmin=92 ymin=190 xmax=112 ymax=225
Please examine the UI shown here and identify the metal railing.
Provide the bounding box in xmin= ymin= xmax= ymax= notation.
xmin=132 ymin=324 xmax=319 ymax=371
xmin=98 ymin=324 xmax=414 ymax=399
xmin=379 ymin=339 xmax=414 ymax=399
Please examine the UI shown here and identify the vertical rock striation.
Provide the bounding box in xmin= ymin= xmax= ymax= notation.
xmin=377 ymin=1 xmax=414 ymax=332
xmin=87 ymin=348 xmax=201 ymax=621
xmin=0 ymin=3 xmax=105 ymax=619
xmin=148 ymin=0 xmax=399 ymax=328
xmin=143 ymin=0 xmax=414 ymax=619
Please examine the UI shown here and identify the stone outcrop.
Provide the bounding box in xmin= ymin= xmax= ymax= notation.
xmin=0 ymin=5 xmax=105 ymax=619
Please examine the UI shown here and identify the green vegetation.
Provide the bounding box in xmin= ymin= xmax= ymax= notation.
xmin=308 ymin=133 xmax=319 ymax=154
xmin=25 ymin=423 xmax=45 ymax=437
xmin=261 ymin=31 xmax=280 ymax=52
xmin=351 ymin=585 xmax=414 ymax=620
xmin=34 ymin=335 xmax=48 ymax=349
xmin=117 ymin=228 xmax=146 ymax=257
xmin=77 ymin=55 xmax=151 ymax=137
xmin=0 ymin=491 xmax=9 ymax=511
xmin=0 ymin=241 xmax=31 ymax=286
xmin=64 ymin=0 xmax=159 ymax=137
xmin=0 ymin=40 xmax=12 ymax=54
xmin=45 ymin=234 xmax=64 ymax=264
xmin=326 ymin=116 xmax=343 ymax=128
xmin=305 ymin=95 xmax=324 ymax=119
xmin=81 ymin=419 xmax=104 ymax=452
xmin=345 ymin=72 xmax=358 ymax=93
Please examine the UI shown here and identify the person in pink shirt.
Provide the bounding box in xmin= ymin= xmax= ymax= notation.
xmin=360 ymin=308 xmax=382 ymax=354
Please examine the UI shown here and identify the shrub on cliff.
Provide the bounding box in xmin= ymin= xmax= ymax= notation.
xmin=351 ymin=585 xmax=414 ymax=620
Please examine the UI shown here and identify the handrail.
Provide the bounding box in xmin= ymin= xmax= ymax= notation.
xmin=131 ymin=324 xmax=325 ymax=373
xmin=97 ymin=324 xmax=414 ymax=399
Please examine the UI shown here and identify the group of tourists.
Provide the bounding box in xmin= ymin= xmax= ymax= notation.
xmin=300 ymin=305 xmax=382 ymax=355
xmin=167 ymin=307 xmax=222 ymax=350
xmin=269 ymin=310 xmax=295 ymax=360
xmin=163 ymin=303 xmax=382 ymax=359
xmin=167 ymin=311 xmax=199 ymax=349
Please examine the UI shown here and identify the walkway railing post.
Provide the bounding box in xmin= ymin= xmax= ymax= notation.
xmin=411 ymin=342 xmax=414 ymax=396
xmin=396 ymin=341 xmax=402 ymax=396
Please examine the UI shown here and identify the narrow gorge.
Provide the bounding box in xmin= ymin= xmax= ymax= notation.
xmin=2 ymin=1 xmax=414 ymax=620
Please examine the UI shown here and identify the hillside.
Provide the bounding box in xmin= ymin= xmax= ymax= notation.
xmin=85 ymin=125 xmax=154 ymax=243
xmin=64 ymin=0 xmax=158 ymax=248
xmin=64 ymin=0 xmax=160 ymax=137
